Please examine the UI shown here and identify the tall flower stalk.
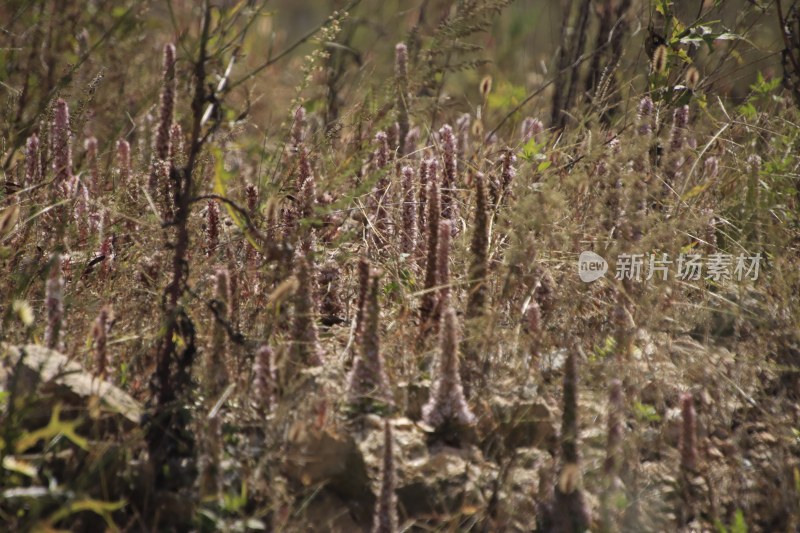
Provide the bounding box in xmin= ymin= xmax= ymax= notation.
xmin=116 ymin=139 xmax=131 ymax=190
xmin=253 ymin=345 xmax=277 ymax=415
xmin=400 ymin=165 xmax=416 ymax=256
xmin=439 ymin=124 xmax=458 ymax=229
xmin=680 ymin=392 xmax=697 ymax=473
xmin=25 ymin=134 xmax=41 ymax=187
xmin=466 ymin=172 xmax=488 ymax=319
xmin=53 ymin=99 xmax=74 ymax=198
xmin=433 ymin=219 xmax=451 ymax=326
xmin=419 ymin=164 xmax=440 ymax=326
xmin=291 ymin=250 xmax=323 ymax=370
xmin=348 ymin=268 xmax=393 ymax=412
xmin=206 ymin=268 xmax=231 ymax=401
xmin=93 ymin=306 xmax=111 ymax=381
xmin=44 ymin=255 xmax=65 ymax=352
xmin=150 ymin=43 xmax=176 ymax=197
xmin=422 ymin=306 xmax=476 ymax=442
xmin=395 ymin=42 xmax=410 ymax=158
xmin=551 ymin=349 xmax=591 ymax=532
xmin=372 ymin=419 xmax=399 ymax=533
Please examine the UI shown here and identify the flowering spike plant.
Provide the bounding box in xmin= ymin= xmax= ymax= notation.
xmin=170 ymin=123 xmax=184 ymax=165
xmin=637 ymin=97 xmax=654 ymax=136
xmin=205 ymin=200 xmax=219 ymax=257
xmin=434 ymin=219 xmax=451 ymax=324
xmin=371 ymin=131 xmax=391 ymax=246
xmin=422 ymin=306 xmax=476 ymax=434
xmin=669 ymin=105 xmax=689 ymax=153
xmin=206 ymin=268 xmax=231 ymax=401
xmin=154 ymin=43 xmax=176 ymax=164
xmin=253 ymin=345 xmax=277 ymax=414
xmin=521 ymin=116 xmax=544 ymax=144
xmin=680 ymin=392 xmax=698 ymax=473
xmin=25 ymin=134 xmax=41 ymax=188
xmin=371 ymin=419 xmax=399 ymax=533
xmin=116 ymin=139 xmax=131 ymax=190
xmin=348 ymin=268 xmax=393 ymax=412
xmin=53 ymin=99 xmax=74 ymax=198
xmin=93 ymin=306 xmax=111 ymax=381
xmin=438 ymin=124 xmax=459 ymax=229
xmin=291 ymin=249 xmax=324 ymax=369
xmin=419 ymin=163 xmax=441 ymax=327
xmin=400 ymin=165 xmax=416 ymax=256
xmin=44 ymin=254 xmax=65 ymax=352
xmin=416 ymin=157 xmax=432 ymax=250
xmin=467 ymin=172 xmax=488 ymax=319
xmin=395 ymin=42 xmax=409 ymax=158
xmin=551 ymin=348 xmax=591 ymax=532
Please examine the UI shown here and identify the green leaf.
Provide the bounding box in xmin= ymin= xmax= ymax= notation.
xmin=795 ymin=467 xmax=800 ymax=495
xmin=399 ymin=267 xmax=416 ymax=289
xmin=750 ymin=72 xmax=781 ymax=96
xmin=633 ymin=401 xmax=661 ymax=423
xmin=15 ymin=404 xmax=88 ymax=453
xmin=487 ymin=82 xmax=526 ymax=113
xmin=716 ymin=509 xmax=748 ymax=533
xmin=43 ymin=498 xmax=126 ymax=531
xmin=537 ymin=161 xmax=552 ymax=172
xmin=612 ymin=491 xmax=628 ymax=510
xmin=520 ymin=138 xmax=542 ymax=161
xmin=681 ymin=182 xmax=711 ymax=202
xmin=731 ymin=509 xmax=747 ymax=533
xmin=222 ymin=481 xmax=249 ymax=512
xmin=675 ymin=48 xmax=692 ymax=64
xmin=590 ymin=335 xmax=616 ymax=362
xmin=383 ymin=281 xmax=401 ymax=296
xmin=737 ymin=102 xmax=757 ymax=120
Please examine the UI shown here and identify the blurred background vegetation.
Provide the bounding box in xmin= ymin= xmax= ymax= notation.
xmin=4 ymin=1 xmax=800 ymax=531
xmin=0 ymin=0 xmax=786 ymax=172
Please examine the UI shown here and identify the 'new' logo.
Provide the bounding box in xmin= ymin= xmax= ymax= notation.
xmin=578 ymin=251 xmax=608 ymax=282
